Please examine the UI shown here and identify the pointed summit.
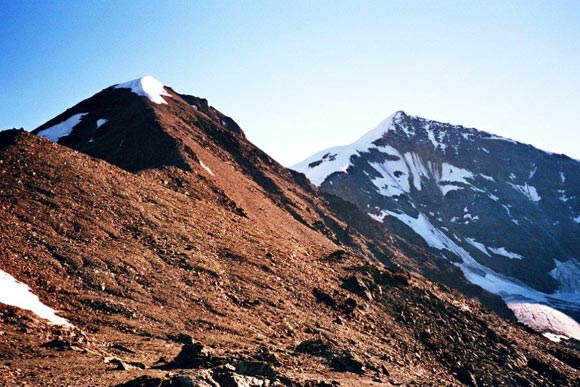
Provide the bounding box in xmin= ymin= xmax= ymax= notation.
xmin=352 ymin=110 xmax=408 ymax=147
xmin=291 ymin=110 xmax=411 ymax=186
xmin=114 ymin=75 xmax=171 ymax=104
xmin=295 ymin=108 xmax=580 ymax=339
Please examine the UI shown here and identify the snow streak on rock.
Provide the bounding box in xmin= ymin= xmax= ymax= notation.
xmin=199 ymin=160 xmax=214 ymax=176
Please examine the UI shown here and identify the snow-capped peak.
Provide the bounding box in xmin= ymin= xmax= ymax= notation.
xmin=291 ymin=111 xmax=407 ymax=185
xmin=114 ymin=75 xmax=171 ymax=105
xmin=351 ymin=110 xmax=407 ymax=148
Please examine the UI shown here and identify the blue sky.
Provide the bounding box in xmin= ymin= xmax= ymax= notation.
xmin=2 ymin=1 xmax=579 ymax=165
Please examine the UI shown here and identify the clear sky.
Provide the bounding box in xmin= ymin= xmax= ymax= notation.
xmin=2 ymin=1 xmax=579 ymax=166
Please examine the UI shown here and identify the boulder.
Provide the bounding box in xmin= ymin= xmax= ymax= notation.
xmin=235 ymin=360 xmax=276 ymax=379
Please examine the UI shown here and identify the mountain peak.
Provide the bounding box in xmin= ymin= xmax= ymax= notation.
xmin=392 ymin=110 xmax=407 ymax=119
xmin=295 ymin=108 xmax=580 ymax=340
xmin=113 ymin=75 xmax=171 ymax=104
xmin=349 ymin=110 xmax=408 ymax=148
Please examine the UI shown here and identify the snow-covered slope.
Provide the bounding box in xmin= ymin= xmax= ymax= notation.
xmin=294 ymin=111 xmax=580 ymax=338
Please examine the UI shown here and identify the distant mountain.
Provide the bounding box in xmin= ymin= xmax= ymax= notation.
xmin=1 ymin=78 xmax=579 ymax=385
xmin=294 ymin=111 xmax=580 ymax=340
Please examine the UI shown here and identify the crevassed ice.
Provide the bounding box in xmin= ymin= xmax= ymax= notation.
xmin=550 ymin=259 xmax=580 ymax=294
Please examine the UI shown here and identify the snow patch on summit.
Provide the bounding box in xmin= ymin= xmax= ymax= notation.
xmin=293 ymin=147 xmax=353 ymax=186
xmin=115 ymin=76 xmax=171 ymax=104
xmin=291 ymin=112 xmax=404 ymax=186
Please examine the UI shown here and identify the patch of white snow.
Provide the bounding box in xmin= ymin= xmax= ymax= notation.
xmin=114 ymin=76 xmax=171 ymax=104
xmin=37 ymin=113 xmax=87 ymax=142
xmin=558 ymin=190 xmax=571 ymax=202
xmin=439 ymin=163 xmax=474 ymax=195
xmin=0 ymin=269 xmax=72 ymax=326
xmin=529 ymin=165 xmax=537 ymax=179
xmin=96 ymin=118 xmax=108 ymax=128
xmin=508 ymin=182 xmax=541 ymax=202
xmin=488 ymin=247 xmax=524 ymax=260
xmin=464 ymin=238 xmax=490 ymax=256
xmin=543 ymin=332 xmax=569 ymax=343
xmin=403 ymin=152 xmax=429 ymax=191
xmin=502 ymin=204 xmax=519 ymax=224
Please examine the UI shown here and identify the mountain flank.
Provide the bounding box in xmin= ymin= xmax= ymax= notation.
xmin=0 ymin=77 xmax=578 ymax=386
xmin=294 ymin=110 xmax=580 ymax=340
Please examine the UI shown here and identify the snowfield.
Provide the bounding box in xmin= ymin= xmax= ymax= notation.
xmin=0 ymin=269 xmax=72 ymax=326
xmin=507 ymin=301 xmax=580 ymax=341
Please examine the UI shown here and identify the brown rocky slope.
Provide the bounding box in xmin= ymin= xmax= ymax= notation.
xmin=0 ymin=79 xmax=577 ymax=386
xmin=31 ymin=77 xmax=513 ymax=319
